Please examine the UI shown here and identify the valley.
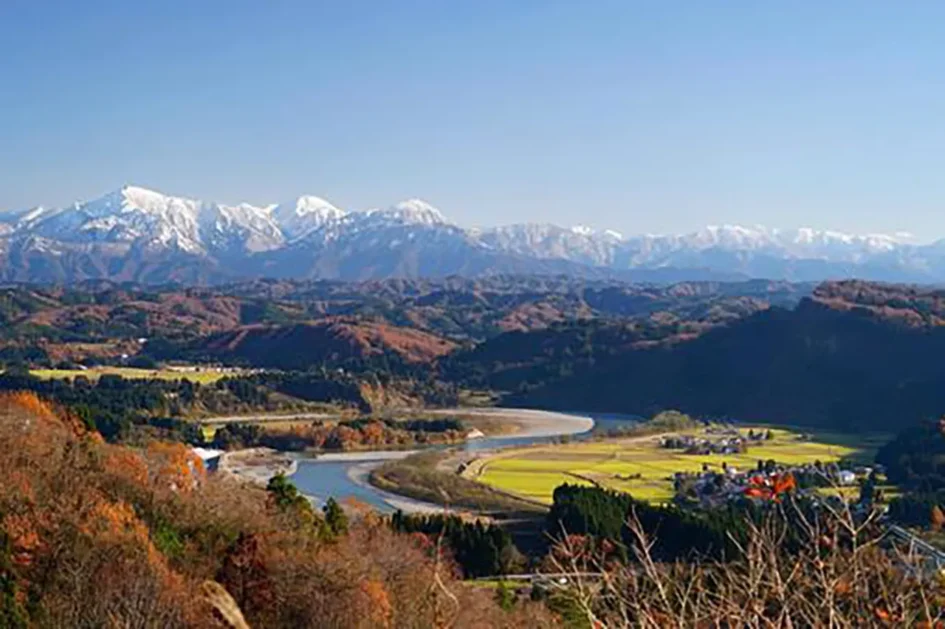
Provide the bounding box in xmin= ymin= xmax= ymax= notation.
xmin=1 ymin=274 xmax=943 ymax=627
xmin=11 ymin=7 xmax=945 ymax=624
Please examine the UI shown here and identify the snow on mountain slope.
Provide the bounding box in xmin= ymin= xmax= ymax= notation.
xmin=364 ymin=199 xmax=449 ymax=226
xmin=25 ymin=186 xmax=205 ymax=253
xmin=619 ymin=225 xmax=914 ymax=267
xmin=479 ymin=223 xmax=623 ymax=267
xmin=200 ymin=202 xmax=284 ymax=254
xmin=269 ymin=196 xmax=346 ymax=240
xmin=0 ymin=185 xmax=939 ymax=283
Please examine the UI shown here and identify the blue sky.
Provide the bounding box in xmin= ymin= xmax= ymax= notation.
xmin=2 ymin=1 xmax=944 ymax=236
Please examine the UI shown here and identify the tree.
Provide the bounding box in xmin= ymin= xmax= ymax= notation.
xmin=495 ymin=580 xmax=515 ymax=612
xmin=266 ymin=473 xmax=316 ymax=528
xmin=216 ymin=533 xmax=274 ymax=619
xmin=323 ymin=498 xmax=348 ymax=536
xmin=859 ymin=476 xmax=875 ymax=507
xmin=0 ymin=532 xmax=27 ymax=629
xmin=931 ymin=505 xmax=945 ymax=531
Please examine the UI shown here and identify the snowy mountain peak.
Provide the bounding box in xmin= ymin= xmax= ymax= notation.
xmin=571 ymin=225 xmax=594 ymax=236
xmin=1 ymin=184 xmax=940 ymax=284
xmin=270 ymin=196 xmax=346 ymax=240
xmin=286 ymin=196 xmax=343 ymax=217
xmin=384 ymin=199 xmax=448 ymax=225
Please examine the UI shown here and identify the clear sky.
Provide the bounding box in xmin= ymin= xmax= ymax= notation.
xmin=2 ymin=1 xmax=944 ymax=236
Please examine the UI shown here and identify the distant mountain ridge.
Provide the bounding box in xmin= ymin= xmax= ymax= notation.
xmin=2 ymin=185 xmax=942 ymax=284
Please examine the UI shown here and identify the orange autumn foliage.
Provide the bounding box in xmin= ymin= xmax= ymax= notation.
xmin=0 ymin=393 xmax=555 ymax=628
xmin=146 ymin=441 xmax=206 ymax=492
xmin=359 ymin=578 xmax=393 ymax=628
xmin=102 ymin=447 xmax=149 ymax=487
xmin=0 ymin=391 xmax=58 ymax=423
xmin=2 ymin=514 xmax=42 ymax=567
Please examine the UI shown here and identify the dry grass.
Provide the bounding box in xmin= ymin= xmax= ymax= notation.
xmin=549 ymin=500 xmax=945 ymax=627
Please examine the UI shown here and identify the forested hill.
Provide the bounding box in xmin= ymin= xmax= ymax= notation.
xmin=0 ymin=276 xmax=806 ymax=366
xmin=452 ymin=281 xmax=945 ymax=432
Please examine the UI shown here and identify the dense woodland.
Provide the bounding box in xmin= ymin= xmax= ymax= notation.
xmin=546 ymin=484 xmax=749 ymax=562
xmin=877 ymin=418 xmax=945 ymax=490
xmin=0 ymin=277 xmax=806 ymax=353
xmin=390 ymin=511 xmax=521 ymax=578
xmin=470 ymin=295 xmax=945 ymax=432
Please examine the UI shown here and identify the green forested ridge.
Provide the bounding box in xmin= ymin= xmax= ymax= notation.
xmin=453 ymin=296 xmax=945 ymax=432
xmin=390 ymin=511 xmax=520 ymax=577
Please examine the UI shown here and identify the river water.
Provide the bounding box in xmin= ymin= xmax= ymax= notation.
xmin=291 ymin=410 xmax=639 ymax=513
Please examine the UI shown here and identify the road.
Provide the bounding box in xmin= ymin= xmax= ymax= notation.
xmin=200 ymin=411 xmax=338 ymax=425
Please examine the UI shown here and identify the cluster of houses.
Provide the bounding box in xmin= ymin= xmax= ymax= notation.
xmin=659 ymin=427 xmax=772 ymax=456
xmin=653 ymin=425 xmax=882 ymax=510
xmin=671 ymin=459 xmax=882 ymax=510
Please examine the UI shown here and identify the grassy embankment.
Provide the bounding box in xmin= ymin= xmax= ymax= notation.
xmin=371 ymin=450 xmax=546 ymax=515
xmin=466 ymin=426 xmax=889 ymax=504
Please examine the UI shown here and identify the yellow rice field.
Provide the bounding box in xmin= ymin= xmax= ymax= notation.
xmin=29 ymin=367 xmax=232 ymax=384
xmin=467 ymin=427 xmax=886 ymax=505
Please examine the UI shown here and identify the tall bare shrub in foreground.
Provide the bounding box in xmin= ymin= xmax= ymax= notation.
xmin=549 ymin=498 xmax=945 ymax=627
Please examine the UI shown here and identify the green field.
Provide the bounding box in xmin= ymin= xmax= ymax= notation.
xmin=29 ymin=367 xmax=233 ymax=384
xmin=467 ymin=427 xmax=886 ymax=505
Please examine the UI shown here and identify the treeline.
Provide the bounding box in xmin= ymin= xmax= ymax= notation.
xmin=0 ymin=371 xmax=198 ymax=441
xmin=544 ymin=484 xmax=861 ymax=564
xmin=211 ymin=416 xmax=467 ymax=452
xmin=0 ymin=366 xmax=467 ymax=451
xmin=546 ymin=484 xmax=746 ymax=561
xmin=251 ymin=369 xmax=459 ymax=412
xmin=887 ymin=492 xmax=945 ymax=528
xmin=390 ymin=511 xmax=521 ymax=578
xmin=0 ymin=372 xmax=278 ymax=442
xmin=876 ymin=418 xmax=945 ymax=490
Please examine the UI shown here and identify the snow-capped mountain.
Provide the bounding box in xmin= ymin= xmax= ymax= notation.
xmin=0 ymin=185 xmax=942 ymax=284
xmin=477 ymin=223 xmax=623 ymax=267
xmin=269 ymin=196 xmax=346 ymax=241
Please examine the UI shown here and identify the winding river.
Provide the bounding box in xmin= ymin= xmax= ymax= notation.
xmin=291 ymin=409 xmax=639 ymax=513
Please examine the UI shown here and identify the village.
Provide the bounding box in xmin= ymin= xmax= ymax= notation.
xmin=659 ymin=425 xmax=883 ymax=510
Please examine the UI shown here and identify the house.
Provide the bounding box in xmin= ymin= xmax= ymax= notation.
xmin=191 ymin=447 xmax=224 ymax=472
xmin=838 ymin=470 xmax=856 ymax=486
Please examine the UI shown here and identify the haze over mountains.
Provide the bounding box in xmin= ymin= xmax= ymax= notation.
xmin=2 ymin=185 xmax=941 ymax=284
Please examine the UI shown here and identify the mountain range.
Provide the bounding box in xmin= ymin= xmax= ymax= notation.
xmin=2 ymin=185 xmax=943 ymax=284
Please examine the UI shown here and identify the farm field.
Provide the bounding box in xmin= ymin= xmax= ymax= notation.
xmin=28 ymin=366 xmax=236 ymax=384
xmin=465 ymin=427 xmax=886 ymax=505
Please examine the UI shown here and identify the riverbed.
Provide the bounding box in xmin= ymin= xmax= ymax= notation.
xmin=291 ymin=408 xmax=638 ymax=513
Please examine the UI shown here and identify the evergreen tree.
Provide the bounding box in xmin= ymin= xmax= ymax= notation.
xmin=323 ymin=497 xmax=349 ymax=536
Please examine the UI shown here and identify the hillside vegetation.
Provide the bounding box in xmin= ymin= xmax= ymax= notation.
xmin=0 ymin=392 xmax=552 ymax=627
xmin=0 ymin=277 xmax=806 ymax=365
xmin=448 ymin=281 xmax=945 ymax=432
